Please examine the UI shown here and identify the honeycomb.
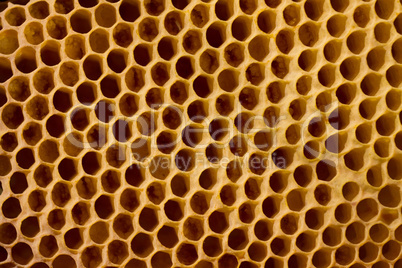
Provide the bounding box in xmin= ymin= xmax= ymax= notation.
xmin=0 ymin=0 xmax=401 ymax=266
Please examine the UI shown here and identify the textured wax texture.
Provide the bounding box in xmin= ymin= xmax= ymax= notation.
xmin=0 ymin=0 xmax=402 ymax=267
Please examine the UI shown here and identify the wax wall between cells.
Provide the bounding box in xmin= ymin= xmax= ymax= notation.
xmin=0 ymin=0 xmax=401 ymax=267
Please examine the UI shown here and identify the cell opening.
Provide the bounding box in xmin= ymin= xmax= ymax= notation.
xmin=374 ymin=22 xmax=391 ymax=43
xmin=164 ymin=11 xmax=182 ymax=36
xmin=206 ymin=22 xmax=226 ymax=48
xmin=29 ymin=1 xmax=49 ymax=19
xmin=191 ymin=4 xmax=209 ymax=28
xmin=354 ymin=5 xmax=370 ymax=28
xmin=298 ymin=50 xmax=316 ymax=71
xmin=248 ymin=35 xmax=269 ymax=61
xmin=89 ymin=29 xmax=109 ymax=53
xmin=113 ymin=23 xmax=133 ymax=47
xmin=324 ymin=40 xmax=342 ymax=63
xmin=0 ymin=30 xmax=19 ymax=55
xmin=46 ymin=16 xmax=67 ymax=39
xmin=40 ymin=41 xmax=61 ymax=66
xmin=258 ymin=10 xmax=275 ymax=33
xmin=304 ymin=0 xmax=324 ymax=20
xmin=119 ymin=0 xmax=140 ymax=22
xmin=158 ymin=37 xmax=176 ymax=61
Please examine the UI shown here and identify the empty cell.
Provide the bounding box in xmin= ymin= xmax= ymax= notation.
xmin=76 ymin=82 xmax=97 ymax=105
xmin=107 ymin=49 xmax=127 ymax=73
xmin=137 ymin=112 xmax=156 ymax=136
xmin=108 ymin=240 xmax=128 ymax=264
xmin=375 ymin=0 xmax=394 ymax=19
xmin=283 ymin=4 xmax=300 ymax=26
xmin=53 ymin=255 xmax=76 ymax=268
xmin=76 ymin=176 xmax=96 ymax=199
xmin=325 ymin=132 xmax=346 ymax=153
xmin=164 ymin=11 xmax=183 ymax=35
xmin=125 ymin=67 xmax=145 ymax=92
xmin=304 ymin=0 xmax=324 ymax=20
xmin=158 ymin=37 xmax=176 ymax=61
xmin=327 ymin=15 xmax=346 ymax=37
xmin=330 ymin=0 xmax=348 ymax=11
xmin=119 ymin=0 xmax=140 ymax=22
xmin=33 ymin=68 xmax=55 ymax=94
xmin=232 ymin=16 xmax=251 ymax=41
xmin=146 ymin=182 xmax=165 ymax=204
xmin=182 ymin=124 xmax=203 ymax=148
xmin=207 ymin=23 xmax=226 ymax=48
xmin=378 ymin=185 xmax=400 ymax=207
xmin=89 ymin=29 xmax=109 ymax=53
xmin=239 ymin=202 xmax=255 ymax=223
xmin=183 ymin=30 xmax=202 ymax=54
xmin=276 ymin=30 xmax=294 ymax=54
xmin=334 ymin=203 xmax=352 ymax=223
xmin=175 ymin=57 xmax=194 ymax=79
xmin=248 ymin=35 xmax=269 ymax=62
xmin=374 ymin=22 xmax=391 ymax=43
xmin=392 ymin=38 xmax=402 ymax=63
xmin=386 ymin=65 xmax=402 ymax=87
xmin=23 ymin=122 xmax=43 ymax=146
xmin=165 ymin=200 xmax=183 ymax=221
xmin=296 ymin=232 xmax=316 ymax=252
xmin=347 ymin=31 xmax=366 ymax=54
xmin=1 ymin=132 xmax=17 ymax=152
xmin=5 ymin=7 xmax=25 ymax=26
xmin=134 ymin=44 xmax=152 ymax=66
xmin=26 ymin=96 xmax=49 ymax=121
xmin=382 ymin=240 xmax=400 ymax=260
xmin=0 ymin=30 xmax=19 ymax=55
xmin=106 ymin=144 xmax=127 ymax=166
xmin=366 ymin=165 xmax=383 ymax=186
xmin=47 ymin=209 xmax=65 ymax=230
xmin=335 ymin=246 xmax=355 ymax=265
xmin=54 ymin=0 xmax=74 ymax=14
xmin=374 ymin=138 xmax=390 ymax=158
xmin=271 ymin=237 xmax=290 ymax=257
xmin=190 ymin=191 xmax=209 ymax=214
xmin=366 ymin=47 xmax=385 ymax=71
xmin=82 ymin=151 xmax=101 ymax=175
xmin=72 ymin=202 xmax=90 ymax=225
xmin=11 ymin=243 xmax=33 ymax=265
xmin=191 ymin=4 xmax=209 ymax=28
xmin=376 ymin=113 xmax=395 ymax=136
xmin=46 ymin=16 xmax=67 ymax=39
xmin=359 ymin=98 xmax=378 ymax=119
xmin=94 ymin=195 xmax=114 ymax=219
xmin=354 ymin=5 xmax=370 ymax=28
xmin=120 ymin=188 xmax=139 ymax=212
xmin=163 ymin=106 xmax=182 ymax=129
xmin=81 ymin=246 xmax=102 ymax=268
xmin=16 ymin=148 xmax=35 ymax=169
xmin=101 ymin=75 xmax=120 ymax=98
xmin=257 ymin=10 xmax=276 ymax=33
xmin=357 ymin=198 xmax=378 ymax=221
xmin=312 ymin=250 xmax=331 ymax=268
xmin=52 ymin=182 xmax=71 ymax=207
xmin=228 ymin=228 xmax=248 ymax=250
xmin=395 ymin=131 xmax=402 ymax=150
xmin=318 ymin=64 xmax=335 ymax=87
xmin=144 ymin=0 xmax=164 ymax=15
xmin=112 ymin=214 xmax=133 ymax=239
xmin=146 ymin=87 xmax=164 ymax=109
xmin=299 ymin=22 xmax=318 ymax=47
xmin=208 ymin=211 xmax=228 ymax=233
xmin=215 ymin=0 xmax=233 ymax=20
xmin=95 ymin=4 xmax=116 ymax=27
xmin=183 ymin=217 xmax=204 ymax=241
xmin=262 ymin=196 xmax=280 ymax=218
xmin=305 ymin=208 xmax=324 ymax=230
xmin=40 ymin=41 xmax=61 ymax=66
xmin=200 ymin=49 xmax=219 ymax=74
xmin=386 ymin=89 xmax=401 ymax=111
xmin=298 ymin=50 xmax=316 ymax=71
xmin=8 ymin=76 xmax=30 ymax=101
xmin=24 ymin=22 xmax=44 ymax=45
xmin=29 ymin=1 xmax=49 ymax=19
xmin=218 ymin=254 xmax=238 ymax=268
xmin=15 ymin=47 xmax=37 ymax=73
xmin=113 ymin=23 xmax=133 ymax=47
xmin=188 ymin=100 xmax=208 ymax=122
xmin=59 ymin=61 xmax=79 ymax=86
xmin=39 ymin=139 xmax=59 ymax=163
xmin=281 ymin=213 xmax=299 ymax=234
xmin=177 ymin=243 xmax=198 ymax=265
xmin=314 ymin=184 xmax=331 ymax=205
xmin=151 ymin=63 xmax=170 ymax=86
xmin=324 ymin=40 xmax=342 ymax=63
xmin=359 ymin=242 xmax=379 ymax=263
xmin=131 ymin=138 xmax=150 ymax=162
xmin=119 ymin=93 xmax=138 ymax=117
xmin=70 ymin=10 xmax=92 ymax=35
xmin=289 ymin=98 xmax=306 ymax=120
xmin=395 ymin=13 xmax=402 ymax=34
xmin=70 ymin=108 xmax=89 ymax=131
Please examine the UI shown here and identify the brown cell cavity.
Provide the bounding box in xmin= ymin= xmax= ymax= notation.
xmin=0 ymin=30 xmax=19 ymax=55
xmin=95 ymin=3 xmax=116 ymax=27
xmin=89 ymin=29 xmax=109 ymax=53
xmin=29 ymin=1 xmax=49 ymax=19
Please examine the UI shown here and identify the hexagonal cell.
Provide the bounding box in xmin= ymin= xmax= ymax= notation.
xmin=113 ymin=213 xmax=133 ymax=239
xmin=151 ymin=63 xmax=170 ymax=86
xmin=108 ymin=240 xmax=128 ymax=265
xmin=95 ymin=3 xmax=116 ymax=27
xmin=0 ymin=223 xmax=17 ymax=244
xmin=208 ymin=210 xmax=228 ymax=233
xmin=235 ymin=112 xmax=254 ymax=134
xmin=133 ymin=44 xmax=152 ymax=66
xmin=113 ymin=23 xmax=133 ymax=47
xmin=191 ymin=192 xmax=209 ymax=215
xmin=89 ymin=221 xmax=109 ymax=244
xmin=131 ymin=233 xmax=153 ymax=257
xmin=29 ymin=1 xmax=49 ymax=19
xmin=183 ymin=30 xmax=202 ymax=54
xmin=270 ymin=237 xmax=290 ymax=257
xmin=24 ymin=22 xmax=44 ymax=45
xmin=119 ymin=0 xmax=140 ymax=22
xmin=21 ymin=216 xmax=40 ymax=238
xmin=296 ymin=231 xmax=316 ymax=252
xmin=52 ymin=182 xmax=71 ymax=207
xmin=5 ymin=7 xmax=25 ymax=26
xmin=40 ymin=41 xmax=61 ymax=66
xmin=139 ymin=17 xmax=159 ymax=41
xmin=47 ymin=209 xmax=65 ymax=230
xmin=177 ymin=243 xmax=198 ymax=265
xmin=37 ymin=245 xmax=53 ymax=258
xmin=54 ymin=0 xmax=74 ymax=14
xmin=81 ymin=246 xmax=102 ymax=268
xmin=191 ymin=4 xmax=209 ymax=28
xmin=46 ymin=16 xmax=67 ymax=40
xmin=2 ymin=197 xmax=21 ymax=219
xmin=224 ymin=43 xmax=244 ymax=67
xmin=16 ymin=147 xmax=35 ymax=169
xmin=257 ymin=10 xmax=275 ymax=33
xmin=164 ymin=199 xmax=184 ymax=221
xmin=28 ymin=189 xmax=46 ymax=212
xmin=183 ymin=217 xmax=204 ymax=241
xmin=1 ymin=103 xmax=24 ymax=131
xmin=52 ymin=255 xmax=76 ymax=268
xmin=72 ymin=202 xmax=90 ymax=225
xmin=11 ymin=242 xmax=33 ymax=265
xmin=64 ymin=228 xmax=83 ymax=249
xmin=206 ymin=22 xmax=226 ymax=48
xmin=0 ymin=30 xmax=18 ymax=55
xmin=95 ymin=195 xmax=114 ymax=219
xmin=248 ymin=35 xmax=269 ymax=62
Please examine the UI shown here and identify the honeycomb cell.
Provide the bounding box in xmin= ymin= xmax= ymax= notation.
xmin=40 ymin=41 xmax=61 ymax=66
xmin=29 ymin=1 xmax=49 ymax=19
xmin=0 ymin=30 xmax=19 ymax=55
xmin=131 ymin=233 xmax=154 ymax=257
xmin=206 ymin=22 xmax=226 ymax=48
xmin=65 ymin=228 xmax=83 ymax=249
xmin=191 ymin=4 xmax=209 ymax=28
xmin=113 ymin=23 xmax=133 ymax=47
xmin=46 ymin=16 xmax=67 ymax=39
xmin=183 ymin=30 xmax=202 ymax=54
xmin=164 ymin=11 xmax=182 ymax=36
xmin=119 ymin=0 xmax=141 ymax=22
xmin=24 ymin=22 xmax=44 ymax=45
xmin=81 ymin=246 xmax=102 ymax=268
xmin=95 ymin=3 xmax=116 ymax=28
xmin=52 ymin=255 xmax=76 ymax=268
xmin=11 ymin=242 xmax=33 ymax=265
xmin=258 ymin=10 xmax=275 ymax=33
xmin=89 ymin=29 xmax=110 ymax=53
xmin=54 ymin=0 xmax=74 ymax=14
